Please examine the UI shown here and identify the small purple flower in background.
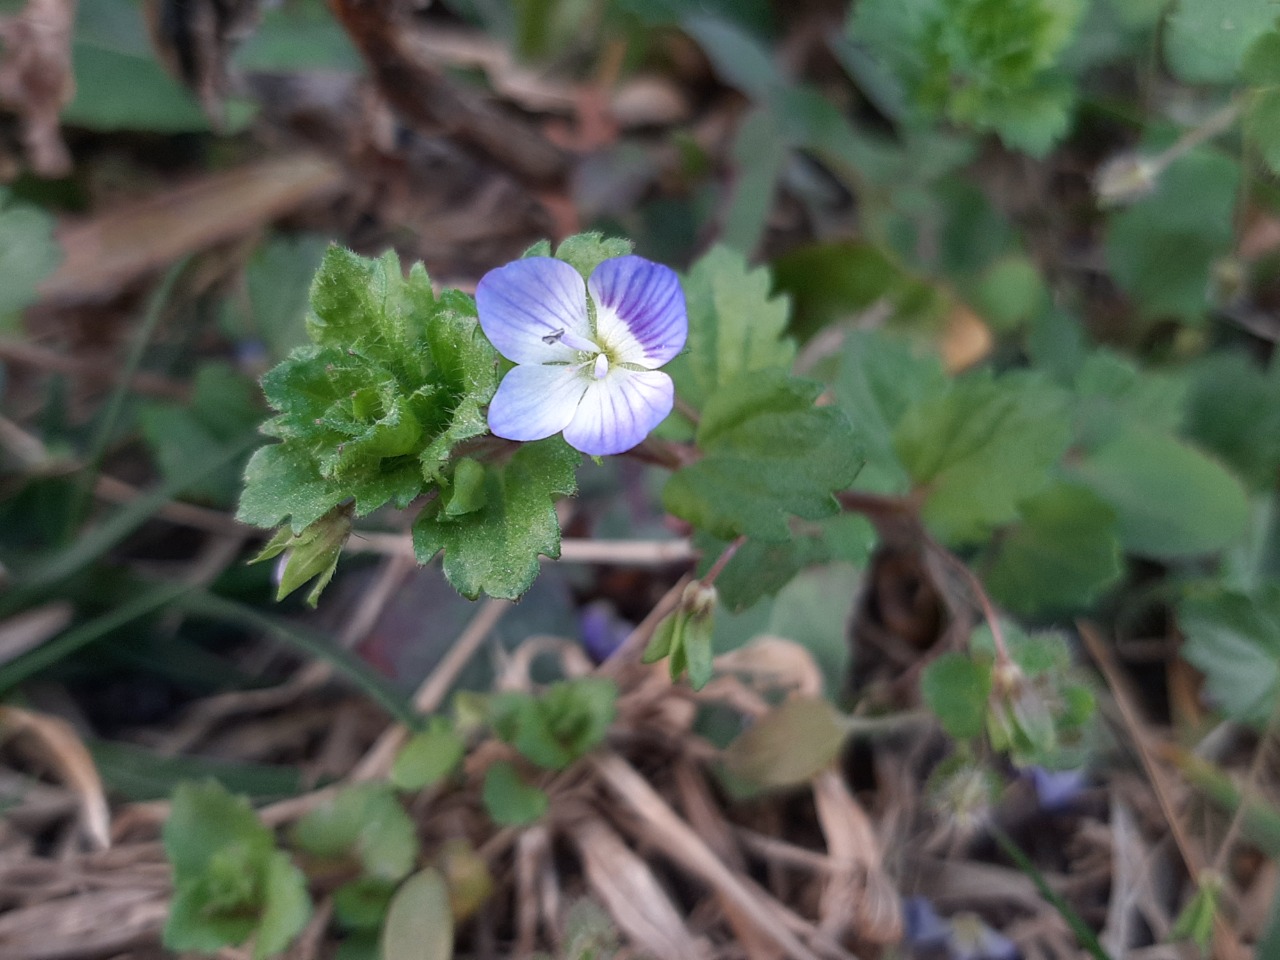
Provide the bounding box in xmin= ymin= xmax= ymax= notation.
xmin=476 ymin=255 xmax=687 ymax=456
xmin=1029 ymin=766 xmax=1088 ymax=812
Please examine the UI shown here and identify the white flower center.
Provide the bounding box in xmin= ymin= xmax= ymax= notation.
xmin=592 ymin=353 xmax=610 ymax=380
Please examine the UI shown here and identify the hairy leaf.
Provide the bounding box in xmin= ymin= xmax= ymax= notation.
xmin=663 ymin=372 xmax=860 ymax=541
xmin=666 ymin=246 xmax=795 ymax=412
xmin=412 ymin=439 xmax=579 ymax=600
xmin=894 ymin=372 xmax=1073 ymax=543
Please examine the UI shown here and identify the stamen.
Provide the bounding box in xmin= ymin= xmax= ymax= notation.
xmin=541 ymin=328 xmax=565 ymax=345
xmin=592 ymin=353 xmax=609 ymax=380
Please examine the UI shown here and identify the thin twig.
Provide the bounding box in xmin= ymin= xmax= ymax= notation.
xmin=1209 ymin=702 xmax=1280 ymax=875
xmin=344 ymin=530 xmax=695 ymax=566
xmin=926 ymin=535 xmax=1011 ymax=666
xmin=350 ymin=597 xmax=512 ymax=781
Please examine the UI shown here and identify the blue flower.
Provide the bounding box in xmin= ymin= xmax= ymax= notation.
xmin=476 ymin=255 xmax=687 ymax=456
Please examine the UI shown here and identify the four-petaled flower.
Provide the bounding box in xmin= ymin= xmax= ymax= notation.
xmin=476 ymin=255 xmax=688 ymax=456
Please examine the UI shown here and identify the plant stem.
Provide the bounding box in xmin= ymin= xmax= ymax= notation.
xmin=701 ymin=535 xmax=746 ymax=587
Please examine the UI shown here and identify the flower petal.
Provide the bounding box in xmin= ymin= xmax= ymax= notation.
xmin=588 ymin=256 xmax=687 ymax=368
xmin=487 ymin=363 xmax=588 ymax=442
xmin=477 ymin=257 xmax=595 ymax=365
xmin=563 ymin=368 xmax=673 ymax=456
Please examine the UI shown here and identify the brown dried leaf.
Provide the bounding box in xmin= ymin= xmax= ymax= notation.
xmin=572 ymin=817 xmax=706 ymax=960
xmin=0 ymin=704 xmax=110 ymax=850
xmin=0 ymin=0 xmax=76 ymax=177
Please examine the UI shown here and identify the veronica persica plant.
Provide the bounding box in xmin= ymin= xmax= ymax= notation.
xmin=477 ymin=255 xmax=687 ymax=456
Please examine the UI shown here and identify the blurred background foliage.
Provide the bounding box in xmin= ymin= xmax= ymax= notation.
xmin=0 ymin=0 xmax=1279 ymax=958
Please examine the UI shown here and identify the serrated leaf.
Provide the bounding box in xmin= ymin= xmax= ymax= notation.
xmin=291 ymin=783 xmax=418 ymax=882
xmin=238 ymin=246 xmax=498 ymax=551
xmin=1180 ymin=587 xmax=1280 ymax=726
xmin=849 ymin=0 xmax=1084 ymax=153
xmin=922 ymin=652 xmax=992 ymax=740
xmin=1069 ymin=424 xmax=1250 ymax=558
xmin=1164 ymin=0 xmax=1278 ymax=84
xmin=482 ymin=761 xmax=548 ymax=826
xmin=162 ymin=781 xmax=307 ymax=958
xmin=1073 ymin=350 xmax=1190 ymax=450
xmin=381 ymin=868 xmax=454 ymax=960
xmin=489 ymin=679 xmax=617 ymax=769
xmin=894 ymin=372 xmax=1073 ymax=544
xmin=164 ymin=780 xmax=274 ymax=878
xmin=412 ymin=439 xmax=579 ymax=600
xmin=391 ymin=718 xmax=466 ymax=791
xmin=665 ymin=246 xmax=795 ymax=413
xmin=971 ymin=622 xmax=1071 ymax=677
xmin=553 ymin=232 xmax=634 ymax=279
xmin=1105 ymin=147 xmax=1239 ymax=321
xmin=986 ymin=484 xmax=1123 ymax=614
xmin=237 ymin=443 xmax=345 ymax=532
xmin=834 ymin=330 xmax=947 ymax=493
xmin=723 ymin=697 xmax=848 ymax=788
xmin=663 ymin=371 xmax=860 ymax=541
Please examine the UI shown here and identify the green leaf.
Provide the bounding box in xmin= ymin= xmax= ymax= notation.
xmin=162 ymin=781 xmax=309 ymax=958
xmin=412 ymin=438 xmax=579 ymax=600
xmin=441 ymin=458 xmax=488 ymax=517
xmin=65 ymin=0 xmax=211 ymax=132
xmin=254 ymin=852 xmax=312 ymax=960
xmin=833 ymin=330 xmax=947 ymax=493
xmin=1072 ymin=350 xmax=1190 ymax=450
xmin=1180 ymin=587 xmax=1280 ymax=726
xmin=849 ymin=0 xmax=1084 ymax=153
xmin=1246 ymin=86 xmax=1280 ymax=174
xmin=237 ymin=442 xmax=346 ymax=533
xmin=233 ymin=0 xmax=362 ymax=72
xmin=291 ymin=783 xmax=418 ymax=882
xmin=221 ymin=234 xmax=329 ymax=361
xmin=971 ymin=254 xmax=1048 ymax=332
xmin=0 ymin=189 xmax=60 ymax=322
xmin=489 ymin=678 xmax=617 ymax=769
xmin=553 ymin=232 xmax=634 ymax=279
xmin=332 ymin=877 xmax=396 ymax=931
xmin=894 ymin=372 xmax=1073 ymax=544
xmin=1164 ymin=0 xmax=1279 ymax=83
xmin=482 ymin=761 xmax=549 ymax=826
xmin=1105 ymin=147 xmax=1239 ymax=321
xmin=391 ymin=718 xmax=466 ymax=791
xmin=922 ymin=652 xmax=993 ymax=740
xmin=1183 ymin=351 xmax=1280 ymax=492
xmin=380 ymin=868 xmax=454 ymax=960
xmin=1170 ymin=873 xmax=1224 ymax=950
xmin=771 ymin=241 xmax=946 ymax=343
xmin=665 ymin=246 xmax=795 ymax=413
xmin=140 ymin=364 xmax=261 ymax=504
xmin=238 ymin=245 xmax=501 ymax=601
xmin=1069 ymin=424 xmax=1250 ymax=558
xmin=164 ymin=780 xmax=274 ymax=879
xmin=985 ymin=484 xmax=1123 ymax=614
xmin=696 ymin=533 xmax=832 ymax=613
xmin=722 ymin=697 xmax=848 ymax=788
xmin=663 ymin=371 xmax=860 ymax=541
